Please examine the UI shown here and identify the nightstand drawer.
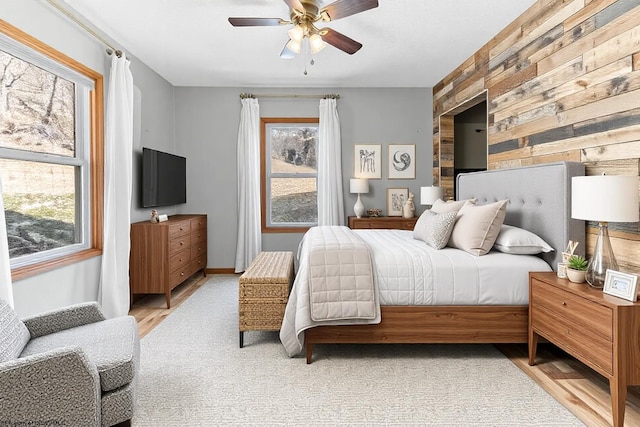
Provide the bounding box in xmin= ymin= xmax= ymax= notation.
xmin=531 ymin=279 xmax=613 ymax=341
xmin=531 ymin=303 xmax=613 ymax=374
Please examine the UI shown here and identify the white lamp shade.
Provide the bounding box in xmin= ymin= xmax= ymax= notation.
xmin=350 ymin=178 xmax=369 ymax=194
xmin=572 ymin=175 xmax=639 ymax=222
xmin=309 ymin=34 xmax=326 ymax=54
xmin=285 ymin=38 xmax=302 ymax=54
xmin=420 ymin=186 xmax=444 ymax=206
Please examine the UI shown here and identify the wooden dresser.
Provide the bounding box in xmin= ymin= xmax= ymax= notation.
xmin=528 ymin=272 xmax=640 ymax=427
xmin=130 ymin=214 xmax=207 ymax=308
xmin=347 ymin=216 xmax=418 ymax=230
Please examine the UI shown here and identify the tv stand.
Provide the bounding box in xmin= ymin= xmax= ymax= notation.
xmin=129 ymin=214 xmax=207 ymax=308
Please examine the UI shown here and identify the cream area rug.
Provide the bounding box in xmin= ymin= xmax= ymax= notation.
xmin=133 ymin=275 xmax=583 ymax=426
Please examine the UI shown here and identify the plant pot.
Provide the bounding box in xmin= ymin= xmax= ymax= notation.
xmin=566 ymin=268 xmax=586 ymax=283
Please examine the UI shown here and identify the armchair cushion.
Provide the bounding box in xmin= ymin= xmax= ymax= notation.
xmin=21 ymin=315 xmax=139 ymax=392
xmin=22 ymin=301 xmax=106 ymax=338
xmin=0 ymin=298 xmax=30 ymax=363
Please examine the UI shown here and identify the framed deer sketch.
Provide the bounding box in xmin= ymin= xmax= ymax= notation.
xmin=388 ymin=144 xmax=415 ymax=179
xmin=354 ymin=144 xmax=381 ymax=179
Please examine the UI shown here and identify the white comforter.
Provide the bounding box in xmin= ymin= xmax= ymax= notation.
xmin=280 ymin=228 xmax=551 ymax=357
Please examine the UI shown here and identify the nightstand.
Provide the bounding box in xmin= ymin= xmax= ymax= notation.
xmin=528 ymin=271 xmax=640 ymax=427
xmin=347 ymin=216 xmax=418 ymax=230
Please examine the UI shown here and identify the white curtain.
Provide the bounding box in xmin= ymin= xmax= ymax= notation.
xmin=317 ymin=98 xmax=345 ymax=226
xmin=234 ymin=98 xmax=261 ymax=273
xmin=0 ymin=177 xmax=13 ymax=307
xmin=99 ymin=54 xmax=134 ymax=318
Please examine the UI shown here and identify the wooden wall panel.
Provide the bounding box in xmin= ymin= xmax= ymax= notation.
xmin=433 ymin=0 xmax=640 ymax=274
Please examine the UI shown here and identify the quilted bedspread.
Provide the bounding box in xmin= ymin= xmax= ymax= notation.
xmin=280 ymin=226 xmax=381 ymax=356
xmin=308 ymin=226 xmax=377 ymax=322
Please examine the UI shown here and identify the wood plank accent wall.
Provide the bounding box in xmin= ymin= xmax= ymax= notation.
xmin=433 ymin=0 xmax=640 ymax=274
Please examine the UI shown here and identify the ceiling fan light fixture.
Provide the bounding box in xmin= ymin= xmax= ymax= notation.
xmin=286 ymin=38 xmax=302 ymax=54
xmin=309 ymin=33 xmax=326 ymax=54
xmin=287 ymin=24 xmax=305 ymax=42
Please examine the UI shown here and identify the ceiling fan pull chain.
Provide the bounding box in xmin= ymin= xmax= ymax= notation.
xmin=303 ymin=40 xmax=308 ymax=75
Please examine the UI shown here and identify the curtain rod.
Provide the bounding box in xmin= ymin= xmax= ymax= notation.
xmin=47 ymin=0 xmax=122 ymax=58
xmin=240 ymin=93 xmax=340 ymax=100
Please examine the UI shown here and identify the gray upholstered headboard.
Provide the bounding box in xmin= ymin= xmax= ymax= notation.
xmin=457 ymin=162 xmax=585 ymax=271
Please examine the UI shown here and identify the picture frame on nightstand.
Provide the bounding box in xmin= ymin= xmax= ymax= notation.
xmin=603 ymin=269 xmax=638 ymax=302
xmin=386 ymin=188 xmax=408 ymax=217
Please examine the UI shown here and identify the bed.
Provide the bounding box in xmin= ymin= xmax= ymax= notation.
xmin=280 ymin=162 xmax=585 ymax=363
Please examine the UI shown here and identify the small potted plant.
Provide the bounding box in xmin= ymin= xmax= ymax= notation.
xmin=566 ymin=255 xmax=588 ymax=283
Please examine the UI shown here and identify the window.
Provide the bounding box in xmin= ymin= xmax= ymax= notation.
xmin=261 ymin=117 xmax=318 ymax=232
xmin=0 ymin=22 xmax=103 ymax=280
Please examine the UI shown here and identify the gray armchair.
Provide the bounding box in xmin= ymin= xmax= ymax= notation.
xmin=0 ymin=297 xmax=140 ymax=427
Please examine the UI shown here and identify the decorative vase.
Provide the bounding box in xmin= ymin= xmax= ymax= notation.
xmin=566 ymin=268 xmax=586 ymax=283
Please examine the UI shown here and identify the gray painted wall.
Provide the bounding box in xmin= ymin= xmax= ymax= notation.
xmin=5 ymin=0 xmax=433 ymax=315
xmin=173 ymin=87 xmax=433 ymax=269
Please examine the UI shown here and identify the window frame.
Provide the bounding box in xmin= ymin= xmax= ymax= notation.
xmin=260 ymin=117 xmax=319 ymax=233
xmin=0 ymin=19 xmax=104 ymax=281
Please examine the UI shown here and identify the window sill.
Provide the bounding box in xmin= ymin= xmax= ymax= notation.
xmin=11 ymin=248 xmax=103 ymax=282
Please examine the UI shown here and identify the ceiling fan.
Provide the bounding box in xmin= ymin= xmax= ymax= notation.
xmin=228 ymin=0 xmax=379 ymax=58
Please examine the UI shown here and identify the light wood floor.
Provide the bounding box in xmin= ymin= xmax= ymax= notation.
xmin=130 ymin=274 xmax=640 ymax=426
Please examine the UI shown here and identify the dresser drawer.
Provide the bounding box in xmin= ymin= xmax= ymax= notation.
xmin=168 ymin=221 xmax=190 ymax=238
xmin=531 ymin=279 xmax=613 ymax=341
xmin=169 ymin=234 xmax=191 ymax=254
xmin=191 ymin=217 xmax=207 ymax=231
xmin=190 ymin=253 xmax=207 ymax=273
xmin=191 ymin=228 xmax=207 ymax=244
xmin=169 ymin=247 xmax=191 ymax=272
xmin=190 ymin=243 xmax=206 ymax=259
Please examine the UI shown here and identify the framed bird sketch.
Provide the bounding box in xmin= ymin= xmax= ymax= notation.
xmin=354 ymin=144 xmax=381 ymax=179
xmin=388 ymin=144 xmax=415 ymax=179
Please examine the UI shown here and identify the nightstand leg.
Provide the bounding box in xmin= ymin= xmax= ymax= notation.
xmin=610 ymin=377 xmax=627 ymax=427
xmin=528 ymin=330 xmax=539 ymax=365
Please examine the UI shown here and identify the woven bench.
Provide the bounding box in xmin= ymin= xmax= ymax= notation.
xmin=239 ymin=251 xmax=294 ymax=348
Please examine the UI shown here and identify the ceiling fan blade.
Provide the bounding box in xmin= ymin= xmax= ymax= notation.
xmin=320 ymin=0 xmax=378 ymax=21
xmin=319 ymin=28 xmax=362 ymax=55
xmin=280 ymin=42 xmax=297 ymax=59
xmin=283 ymin=0 xmax=305 ymax=14
xmin=228 ymin=17 xmax=285 ymax=27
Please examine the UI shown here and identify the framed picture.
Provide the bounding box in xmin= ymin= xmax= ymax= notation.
xmin=387 ymin=188 xmax=408 ymax=217
xmin=603 ymin=270 xmax=639 ymax=302
xmin=388 ymin=144 xmax=415 ymax=179
xmin=354 ymin=144 xmax=381 ymax=179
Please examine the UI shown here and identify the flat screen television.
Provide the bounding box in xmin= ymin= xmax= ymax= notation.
xmin=141 ymin=147 xmax=187 ymax=208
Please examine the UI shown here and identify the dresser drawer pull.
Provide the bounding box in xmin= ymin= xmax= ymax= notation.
xmin=180 ymin=240 xmax=185 ymax=246
xmin=180 ymin=272 xmax=185 ymax=276
xmin=562 ymin=301 xmax=567 ymax=306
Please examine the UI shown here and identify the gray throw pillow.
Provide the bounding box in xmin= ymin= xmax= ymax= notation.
xmin=413 ymin=210 xmax=458 ymax=249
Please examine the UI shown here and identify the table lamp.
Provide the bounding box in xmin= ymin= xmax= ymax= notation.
xmin=571 ymin=175 xmax=639 ymax=288
xmin=350 ymin=178 xmax=369 ymax=218
xmin=420 ymin=186 xmax=444 ymax=208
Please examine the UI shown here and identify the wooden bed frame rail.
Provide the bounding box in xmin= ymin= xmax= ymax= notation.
xmin=304 ymin=305 xmax=528 ymax=364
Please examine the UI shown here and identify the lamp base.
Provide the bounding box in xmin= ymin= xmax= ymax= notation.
xmin=354 ymin=194 xmax=365 ymax=218
xmin=585 ymin=222 xmax=617 ymax=288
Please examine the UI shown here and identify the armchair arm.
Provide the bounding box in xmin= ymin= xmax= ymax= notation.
xmin=0 ymin=346 xmax=101 ymax=426
xmin=22 ymin=302 xmax=106 ymax=338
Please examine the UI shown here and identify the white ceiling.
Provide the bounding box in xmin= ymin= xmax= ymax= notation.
xmin=61 ymin=0 xmax=537 ymax=88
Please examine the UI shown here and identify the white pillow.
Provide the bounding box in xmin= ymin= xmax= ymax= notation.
xmin=448 ymin=199 xmax=508 ymax=256
xmin=413 ymin=210 xmax=458 ymax=250
xmin=494 ymin=225 xmax=554 ymax=255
